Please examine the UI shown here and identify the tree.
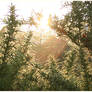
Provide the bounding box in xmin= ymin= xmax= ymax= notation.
xmin=49 ymin=1 xmax=92 ymax=90
xmin=49 ymin=1 xmax=92 ymax=50
xmin=0 ymin=3 xmax=20 ymax=64
xmin=83 ymin=1 xmax=92 ymax=51
xmin=0 ymin=3 xmax=20 ymax=90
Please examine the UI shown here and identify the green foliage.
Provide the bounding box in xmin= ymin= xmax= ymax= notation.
xmin=48 ymin=2 xmax=92 ymax=90
xmin=0 ymin=2 xmax=92 ymax=91
xmin=0 ymin=3 xmax=32 ymax=90
xmin=0 ymin=3 xmax=19 ymax=63
xmin=49 ymin=1 xmax=92 ymax=50
xmin=11 ymin=57 xmax=79 ymax=91
xmin=44 ymin=58 xmax=79 ymax=91
xmin=0 ymin=3 xmax=20 ymax=90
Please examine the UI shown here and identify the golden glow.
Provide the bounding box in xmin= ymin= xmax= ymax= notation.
xmin=39 ymin=16 xmax=48 ymax=29
xmin=0 ymin=0 xmax=71 ymax=38
xmin=39 ymin=13 xmax=50 ymax=33
xmin=37 ymin=13 xmax=57 ymax=38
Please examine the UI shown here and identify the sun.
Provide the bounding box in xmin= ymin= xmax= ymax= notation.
xmin=20 ymin=11 xmax=57 ymax=38
xmin=38 ymin=13 xmax=50 ymax=34
xmin=36 ymin=12 xmax=57 ymax=38
xmin=39 ymin=16 xmax=48 ymax=29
